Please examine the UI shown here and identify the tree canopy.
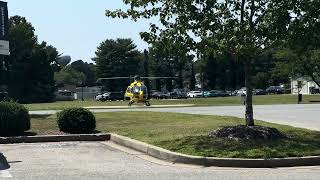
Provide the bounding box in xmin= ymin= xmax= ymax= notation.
xmin=93 ymin=38 xmax=142 ymax=91
xmin=274 ymin=0 xmax=320 ymax=86
xmin=8 ymin=16 xmax=59 ymax=103
xmin=70 ymin=60 xmax=97 ymax=86
xmin=106 ymin=0 xmax=296 ymax=126
xmin=54 ymin=66 xmax=86 ymax=86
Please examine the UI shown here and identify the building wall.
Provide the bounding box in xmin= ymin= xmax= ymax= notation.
xmin=291 ymin=78 xmax=319 ymax=94
xmin=75 ymin=86 xmax=102 ymax=100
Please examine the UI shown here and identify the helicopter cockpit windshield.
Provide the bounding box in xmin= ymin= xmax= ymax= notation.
xmin=131 ymin=85 xmax=148 ymax=96
xmin=132 ymin=86 xmax=140 ymax=94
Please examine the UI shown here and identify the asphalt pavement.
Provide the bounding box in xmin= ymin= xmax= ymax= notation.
xmin=1 ymin=142 xmax=320 ymax=180
xmin=30 ymin=104 xmax=320 ymax=131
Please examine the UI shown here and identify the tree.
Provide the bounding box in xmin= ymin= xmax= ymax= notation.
xmin=148 ymin=40 xmax=192 ymax=91
xmin=93 ymin=38 xmax=142 ymax=91
xmin=27 ymin=42 xmax=57 ymax=102
xmin=274 ymin=0 xmax=320 ymax=87
xmin=70 ymin=60 xmax=97 ymax=86
xmin=54 ymin=66 xmax=86 ymax=86
xmin=189 ymin=61 xmax=196 ymax=91
xmin=8 ymin=16 xmax=58 ymax=103
xmin=107 ymin=0 xmax=292 ymax=126
xmin=143 ymin=50 xmax=151 ymax=97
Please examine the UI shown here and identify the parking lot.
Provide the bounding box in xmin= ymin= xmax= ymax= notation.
xmin=1 ymin=142 xmax=320 ymax=180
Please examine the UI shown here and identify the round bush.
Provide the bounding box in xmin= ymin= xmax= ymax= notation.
xmin=57 ymin=108 xmax=96 ymax=133
xmin=0 ymin=102 xmax=30 ymax=136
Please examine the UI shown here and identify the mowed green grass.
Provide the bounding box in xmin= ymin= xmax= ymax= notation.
xmin=30 ymin=112 xmax=320 ymax=159
xmin=24 ymin=94 xmax=320 ymax=111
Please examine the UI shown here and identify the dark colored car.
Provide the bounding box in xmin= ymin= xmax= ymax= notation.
xmin=215 ymin=90 xmax=229 ymax=97
xmin=150 ymin=91 xmax=160 ymax=99
xmin=151 ymin=91 xmax=170 ymax=99
xmin=169 ymin=89 xmax=188 ymax=99
xmin=254 ymin=89 xmax=266 ymax=95
xmin=266 ymin=86 xmax=285 ymax=94
xmin=107 ymin=92 xmax=124 ymax=101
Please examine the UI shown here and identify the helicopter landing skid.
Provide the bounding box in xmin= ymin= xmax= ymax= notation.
xmin=128 ymin=101 xmax=151 ymax=107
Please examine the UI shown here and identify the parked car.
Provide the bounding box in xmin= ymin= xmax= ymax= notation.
xmin=215 ymin=90 xmax=229 ymax=97
xmin=204 ymin=90 xmax=224 ymax=97
xmin=187 ymin=91 xmax=203 ymax=98
xmin=95 ymin=92 xmax=110 ymax=101
xmin=151 ymin=91 xmax=170 ymax=99
xmin=226 ymin=90 xmax=237 ymax=96
xmin=254 ymin=89 xmax=266 ymax=95
xmin=266 ymin=86 xmax=285 ymax=94
xmin=204 ymin=91 xmax=216 ymax=97
xmin=150 ymin=91 xmax=160 ymax=99
xmin=107 ymin=92 xmax=124 ymax=101
xmin=236 ymin=88 xmax=247 ymax=96
xmin=55 ymin=90 xmax=75 ymax=101
xmin=169 ymin=89 xmax=188 ymax=99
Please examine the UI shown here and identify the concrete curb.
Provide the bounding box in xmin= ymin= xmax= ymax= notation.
xmin=110 ymin=134 xmax=320 ymax=168
xmin=0 ymin=134 xmax=110 ymax=144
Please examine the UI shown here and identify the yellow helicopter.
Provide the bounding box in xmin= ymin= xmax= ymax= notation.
xmin=97 ymin=75 xmax=177 ymax=106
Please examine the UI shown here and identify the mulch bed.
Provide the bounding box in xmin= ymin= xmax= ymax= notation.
xmin=209 ymin=125 xmax=288 ymax=140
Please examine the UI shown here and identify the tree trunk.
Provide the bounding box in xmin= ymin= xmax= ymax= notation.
xmin=178 ymin=62 xmax=183 ymax=89
xmin=189 ymin=62 xmax=195 ymax=91
xmin=244 ymin=59 xmax=254 ymax=126
xmin=143 ymin=50 xmax=151 ymax=98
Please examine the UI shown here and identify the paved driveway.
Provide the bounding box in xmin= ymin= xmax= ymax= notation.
xmin=131 ymin=104 xmax=320 ymax=131
xmin=30 ymin=104 xmax=320 ymax=131
xmin=1 ymin=142 xmax=320 ymax=180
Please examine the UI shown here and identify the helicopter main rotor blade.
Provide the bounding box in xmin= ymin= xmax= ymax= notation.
xmin=97 ymin=77 xmax=133 ymax=80
xmin=141 ymin=77 xmax=179 ymax=80
xmin=97 ymin=77 xmax=178 ymax=81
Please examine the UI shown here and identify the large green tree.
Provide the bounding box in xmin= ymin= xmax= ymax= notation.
xmin=148 ymin=39 xmax=192 ymax=91
xmin=107 ymin=0 xmax=292 ymax=126
xmin=8 ymin=16 xmax=58 ymax=103
xmin=93 ymin=38 xmax=142 ymax=91
xmin=54 ymin=66 xmax=86 ymax=86
xmin=70 ymin=60 xmax=97 ymax=86
xmin=274 ymin=0 xmax=320 ymax=86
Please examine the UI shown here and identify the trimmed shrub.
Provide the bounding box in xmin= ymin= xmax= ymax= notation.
xmin=57 ymin=108 xmax=96 ymax=133
xmin=0 ymin=102 xmax=30 ymax=136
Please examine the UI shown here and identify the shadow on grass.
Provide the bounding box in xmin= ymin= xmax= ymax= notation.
xmin=66 ymin=130 xmax=102 ymax=135
xmin=30 ymin=114 xmax=52 ymax=119
xmin=157 ymin=131 xmax=320 ymax=159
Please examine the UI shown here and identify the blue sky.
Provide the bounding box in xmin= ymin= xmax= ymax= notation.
xmin=7 ymin=0 xmax=153 ymax=63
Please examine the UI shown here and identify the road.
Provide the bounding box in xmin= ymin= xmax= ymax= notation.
xmin=1 ymin=142 xmax=319 ymax=180
xmin=31 ymin=104 xmax=320 ymax=131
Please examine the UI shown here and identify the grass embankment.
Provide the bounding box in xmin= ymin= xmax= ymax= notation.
xmin=30 ymin=112 xmax=320 ymax=159
xmin=24 ymin=94 xmax=320 ymax=111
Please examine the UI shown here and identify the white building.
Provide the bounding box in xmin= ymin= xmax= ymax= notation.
xmin=291 ymin=77 xmax=320 ymax=95
xmin=75 ymin=86 xmax=103 ymax=100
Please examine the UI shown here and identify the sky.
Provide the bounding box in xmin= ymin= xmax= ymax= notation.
xmin=7 ymin=0 xmax=153 ymax=63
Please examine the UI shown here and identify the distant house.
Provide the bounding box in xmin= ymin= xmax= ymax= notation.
xmin=75 ymin=86 xmax=103 ymax=100
xmin=291 ymin=77 xmax=320 ymax=95
xmin=55 ymin=85 xmax=77 ymax=101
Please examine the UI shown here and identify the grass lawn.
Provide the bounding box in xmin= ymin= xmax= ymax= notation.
xmin=29 ymin=112 xmax=320 ymax=159
xmin=24 ymin=94 xmax=320 ymax=111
